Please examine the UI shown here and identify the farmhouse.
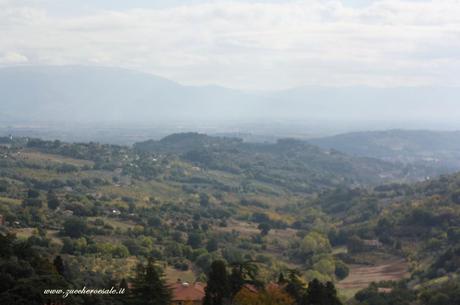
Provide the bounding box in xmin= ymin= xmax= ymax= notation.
xmin=170 ymin=281 xmax=205 ymax=305
xmin=377 ymin=287 xmax=393 ymax=293
xmin=362 ymin=239 xmax=383 ymax=248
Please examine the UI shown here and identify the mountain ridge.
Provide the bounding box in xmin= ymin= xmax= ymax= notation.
xmin=1 ymin=65 xmax=460 ymax=126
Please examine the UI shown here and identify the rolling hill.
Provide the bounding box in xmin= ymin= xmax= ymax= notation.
xmin=134 ymin=133 xmax=433 ymax=190
xmin=309 ymin=130 xmax=460 ymax=173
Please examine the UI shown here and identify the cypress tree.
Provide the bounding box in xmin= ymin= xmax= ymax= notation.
xmin=120 ymin=278 xmax=129 ymax=291
xmin=130 ymin=258 xmax=172 ymax=305
xmin=305 ymin=279 xmax=342 ymax=305
xmin=53 ymin=255 xmax=65 ymax=277
xmin=306 ymin=279 xmax=323 ymax=305
xmin=324 ymin=281 xmax=342 ymax=305
xmin=204 ymin=260 xmax=230 ymax=305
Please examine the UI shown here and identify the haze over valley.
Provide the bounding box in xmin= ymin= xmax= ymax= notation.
xmin=1 ymin=1 xmax=460 ymax=305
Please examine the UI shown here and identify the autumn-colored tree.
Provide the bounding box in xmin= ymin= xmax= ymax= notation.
xmin=233 ymin=285 xmax=295 ymax=305
xmin=265 ymin=285 xmax=296 ymax=305
xmin=233 ymin=286 xmax=260 ymax=305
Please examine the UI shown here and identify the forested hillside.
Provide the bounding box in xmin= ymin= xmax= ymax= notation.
xmin=1 ymin=134 xmax=460 ymax=304
xmin=135 ymin=133 xmax=433 ymax=190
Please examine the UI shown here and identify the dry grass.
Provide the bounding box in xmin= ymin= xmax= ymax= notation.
xmin=47 ymin=229 xmax=63 ymax=245
xmin=215 ymin=219 xmax=260 ymax=236
xmin=13 ymin=227 xmax=36 ymax=239
xmin=0 ymin=196 xmax=21 ymax=206
xmin=20 ymin=150 xmax=94 ymax=167
xmin=165 ymin=266 xmax=197 ymax=284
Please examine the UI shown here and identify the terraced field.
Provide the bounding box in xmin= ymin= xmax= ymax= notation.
xmin=338 ymin=258 xmax=409 ymax=291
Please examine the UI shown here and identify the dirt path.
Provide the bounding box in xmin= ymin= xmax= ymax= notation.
xmin=337 ymin=259 xmax=409 ymax=290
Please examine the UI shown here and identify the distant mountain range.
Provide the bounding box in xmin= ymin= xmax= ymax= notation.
xmin=0 ymin=65 xmax=264 ymax=123
xmin=1 ymin=65 xmax=460 ymax=126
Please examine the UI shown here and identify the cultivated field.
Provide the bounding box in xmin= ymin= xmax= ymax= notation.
xmin=337 ymin=258 xmax=409 ymax=291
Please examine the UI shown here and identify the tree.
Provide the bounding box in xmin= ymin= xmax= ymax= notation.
xmin=258 ymin=223 xmax=272 ymax=236
xmin=204 ymin=260 xmax=230 ymax=305
xmin=305 ymin=279 xmax=342 ymax=305
xmin=356 ymin=283 xmax=416 ymax=305
xmin=130 ymin=258 xmax=172 ymax=305
xmin=187 ymin=232 xmax=202 ymax=249
xmin=312 ymin=257 xmax=335 ymax=277
xmin=347 ymin=236 xmax=366 ymax=254
xmin=232 ymin=286 xmax=260 ymax=305
xmin=284 ymin=269 xmax=307 ymax=305
xmin=324 ymin=282 xmax=342 ymax=305
xmin=119 ymin=278 xmax=129 ymax=291
xmin=334 ymin=261 xmax=349 ymax=280
xmin=47 ymin=190 xmax=60 ymax=210
xmin=233 ymin=285 xmax=295 ymax=305
xmin=53 ymin=255 xmax=65 ymax=276
xmin=306 ymin=279 xmax=326 ymax=305
xmin=277 ymin=273 xmax=286 ymax=284
xmin=0 ymin=180 xmax=8 ymax=193
xmin=0 ymin=233 xmax=15 ymax=258
xmin=301 ymin=232 xmax=331 ymax=257
xmin=63 ymin=217 xmax=87 ymax=238
xmin=206 ymin=238 xmax=219 ymax=252
xmin=354 ymin=283 xmax=378 ymax=303
xmin=200 ymin=193 xmax=210 ymax=207
xmin=27 ymin=189 xmax=40 ymax=199
xmin=112 ymin=244 xmax=130 ymax=258
xmin=229 ymin=260 xmax=260 ymax=298
xmin=0 ymin=234 xmax=70 ymax=305
xmin=196 ymin=253 xmax=213 ymax=273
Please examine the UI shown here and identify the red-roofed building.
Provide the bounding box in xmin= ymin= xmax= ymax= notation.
xmin=241 ymin=283 xmax=259 ymax=294
xmin=170 ymin=281 xmax=206 ymax=305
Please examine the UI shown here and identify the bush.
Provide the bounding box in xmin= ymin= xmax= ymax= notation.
xmin=334 ymin=260 xmax=349 ymax=280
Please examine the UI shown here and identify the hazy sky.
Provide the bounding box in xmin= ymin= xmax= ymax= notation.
xmin=1 ymin=0 xmax=459 ymax=89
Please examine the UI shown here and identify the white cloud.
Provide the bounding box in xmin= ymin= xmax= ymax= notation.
xmin=0 ymin=0 xmax=459 ymax=89
xmin=0 ymin=51 xmax=29 ymax=64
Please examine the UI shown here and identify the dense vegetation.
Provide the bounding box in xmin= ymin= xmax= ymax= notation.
xmin=2 ymin=133 xmax=460 ymax=304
